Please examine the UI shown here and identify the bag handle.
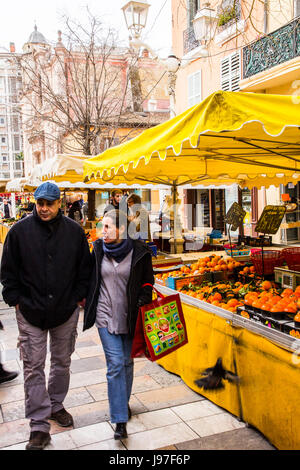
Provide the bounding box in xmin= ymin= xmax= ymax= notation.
xmin=142 ymin=283 xmax=165 ymax=299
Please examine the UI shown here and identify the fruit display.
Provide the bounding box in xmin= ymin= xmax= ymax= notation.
xmin=85 ymin=228 xmax=98 ymax=251
xmin=155 ymin=255 xmax=245 ymax=286
xmin=155 ymin=254 xmax=300 ymax=337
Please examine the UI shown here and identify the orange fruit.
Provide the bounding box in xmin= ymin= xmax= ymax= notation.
xmin=282 ymin=288 xmax=294 ymax=297
xmin=212 ymin=292 xmax=222 ymax=301
xmin=261 ymin=280 xmax=272 ymax=290
xmin=227 ymin=298 xmax=239 ymax=308
xmin=271 ymin=304 xmax=284 ymax=313
xmin=260 ymin=303 xmax=272 ymax=311
xmin=284 ymin=304 xmax=297 ymax=314
xmin=269 ymin=295 xmax=282 ymax=305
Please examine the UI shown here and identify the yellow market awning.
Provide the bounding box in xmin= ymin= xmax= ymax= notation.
xmin=28 ymin=154 xmax=88 ymax=185
xmin=27 ymin=153 xmax=169 ymax=190
xmin=6 ymin=177 xmax=31 ymax=192
xmin=83 ymin=90 xmax=300 ymax=189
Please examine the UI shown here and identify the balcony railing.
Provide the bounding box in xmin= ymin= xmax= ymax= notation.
xmin=183 ymin=26 xmax=199 ymax=55
xmin=242 ymin=17 xmax=300 ymax=79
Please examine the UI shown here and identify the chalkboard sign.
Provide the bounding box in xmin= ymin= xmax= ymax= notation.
xmin=255 ymin=205 xmax=286 ymax=235
xmin=225 ymin=202 xmax=246 ymax=231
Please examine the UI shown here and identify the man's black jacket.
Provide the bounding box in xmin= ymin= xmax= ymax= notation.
xmin=83 ymin=239 xmax=154 ymax=337
xmin=0 ymin=208 xmax=92 ymax=330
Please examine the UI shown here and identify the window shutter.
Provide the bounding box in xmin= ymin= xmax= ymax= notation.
xmin=188 ymin=71 xmax=202 ymax=107
xmin=221 ymin=52 xmax=241 ymax=91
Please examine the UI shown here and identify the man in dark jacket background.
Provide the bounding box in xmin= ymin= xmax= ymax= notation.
xmin=0 ymin=181 xmax=92 ymax=450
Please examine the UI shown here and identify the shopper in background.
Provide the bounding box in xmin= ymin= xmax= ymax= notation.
xmin=0 ymin=181 xmax=92 ymax=450
xmin=83 ymin=209 xmax=153 ymax=440
xmin=0 ymin=319 xmax=19 ymax=384
xmin=0 ymin=198 xmax=13 ymax=219
xmin=68 ymin=194 xmax=83 ymax=224
xmin=127 ymin=193 xmax=151 ymax=242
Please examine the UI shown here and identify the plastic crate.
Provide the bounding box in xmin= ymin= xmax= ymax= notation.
xmin=250 ymin=250 xmax=284 ymax=275
xmin=224 ymin=248 xmax=250 ymax=257
xmin=147 ymin=242 xmax=157 ymax=257
xmin=166 ymin=272 xmax=211 ymax=290
xmin=282 ymin=247 xmax=300 ymax=272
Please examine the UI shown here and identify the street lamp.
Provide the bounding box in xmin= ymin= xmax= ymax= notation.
xmin=122 ymin=1 xmax=150 ymax=39
xmin=121 ymin=0 xmax=180 ymax=118
xmin=192 ymin=2 xmax=217 ymax=56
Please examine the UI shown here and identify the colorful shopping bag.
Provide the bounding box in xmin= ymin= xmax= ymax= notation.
xmin=131 ymin=287 xmax=188 ymax=361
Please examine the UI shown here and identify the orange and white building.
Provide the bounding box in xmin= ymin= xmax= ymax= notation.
xmin=171 ymin=0 xmax=300 ymax=244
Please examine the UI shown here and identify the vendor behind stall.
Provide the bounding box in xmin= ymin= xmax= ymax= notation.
xmin=127 ymin=193 xmax=151 ymax=242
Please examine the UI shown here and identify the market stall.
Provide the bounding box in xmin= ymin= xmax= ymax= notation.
xmin=0 ymin=177 xmax=35 ymax=243
xmin=156 ymin=283 xmax=300 ymax=450
xmin=81 ymin=89 xmax=300 ymax=449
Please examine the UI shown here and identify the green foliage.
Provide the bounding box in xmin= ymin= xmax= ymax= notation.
xmin=218 ymin=3 xmax=237 ymax=27
xmin=15 ymin=152 xmax=24 ymax=161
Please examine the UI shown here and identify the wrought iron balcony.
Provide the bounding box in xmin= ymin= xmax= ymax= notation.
xmin=243 ymin=17 xmax=300 ymax=80
xmin=183 ymin=26 xmax=199 ymax=55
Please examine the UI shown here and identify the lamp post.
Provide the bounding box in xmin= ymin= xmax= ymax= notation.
xmin=121 ymin=0 xmax=180 ymax=118
xmin=121 ymin=1 xmax=183 ymax=253
xmin=192 ymin=2 xmax=217 ymax=56
xmin=122 ymin=1 xmax=150 ymax=39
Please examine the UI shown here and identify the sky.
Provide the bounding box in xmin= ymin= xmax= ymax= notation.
xmin=0 ymin=0 xmax=172 ymax=58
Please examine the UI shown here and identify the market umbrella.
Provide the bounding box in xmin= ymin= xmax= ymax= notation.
xmin=83 ymin=90 xmax=300 ymax=190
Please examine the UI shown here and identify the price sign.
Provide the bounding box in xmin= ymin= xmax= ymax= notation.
xmin=255 ymin=205 xmax=286 ymax=235
xmin=225 ymin=202 xmax=246 ymax=231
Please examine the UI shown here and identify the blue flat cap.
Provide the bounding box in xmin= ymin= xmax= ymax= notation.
xmin=34 ymin=182 xmax=61 ymax=201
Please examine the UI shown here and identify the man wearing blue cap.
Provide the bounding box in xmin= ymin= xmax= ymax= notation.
xmin=0 ymin=181 xmax=92 ymax=450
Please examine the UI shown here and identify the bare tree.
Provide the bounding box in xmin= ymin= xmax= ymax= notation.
xmin=18 ymin=10 xmax=168 ymax=157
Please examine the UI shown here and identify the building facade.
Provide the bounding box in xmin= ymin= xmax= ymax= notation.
xmin=0 ymin=43 xmax=24 ymax=182
xmin=171 ymin=0 xmax=300 ymax=243
xmin=20 ymin=26 xmax=170 ymax=178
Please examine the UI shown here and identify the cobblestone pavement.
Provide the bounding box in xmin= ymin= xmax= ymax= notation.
xmin=0 ymin=302 xmax=276 ymax=451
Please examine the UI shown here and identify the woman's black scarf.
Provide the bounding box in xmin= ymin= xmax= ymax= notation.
xmin=103 ymin=237 xmax=133 ymax=263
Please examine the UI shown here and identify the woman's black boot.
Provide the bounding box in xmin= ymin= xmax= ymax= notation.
xmin=114 ymin=423 xmax=128 ymax=440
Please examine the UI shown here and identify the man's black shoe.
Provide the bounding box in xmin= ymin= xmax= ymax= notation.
xmin=26 ymin=431 xmax=51 ymax=450
xmin=114 ymin=423 xmax=128 ymax=440
xmin=0 ymin=369 xmax=19 ymax=384
xmin=49 ymin=407 xmax=74 ymax=427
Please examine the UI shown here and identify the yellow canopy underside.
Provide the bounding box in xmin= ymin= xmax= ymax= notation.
xmin=26 ymin=154 xmax=166 ymax=190
xmin=83 ymin=91 xmax=300 ymax=189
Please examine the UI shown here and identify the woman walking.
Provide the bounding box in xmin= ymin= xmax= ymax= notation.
xmin=83 ymin=209 xmax=154 ymax=439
